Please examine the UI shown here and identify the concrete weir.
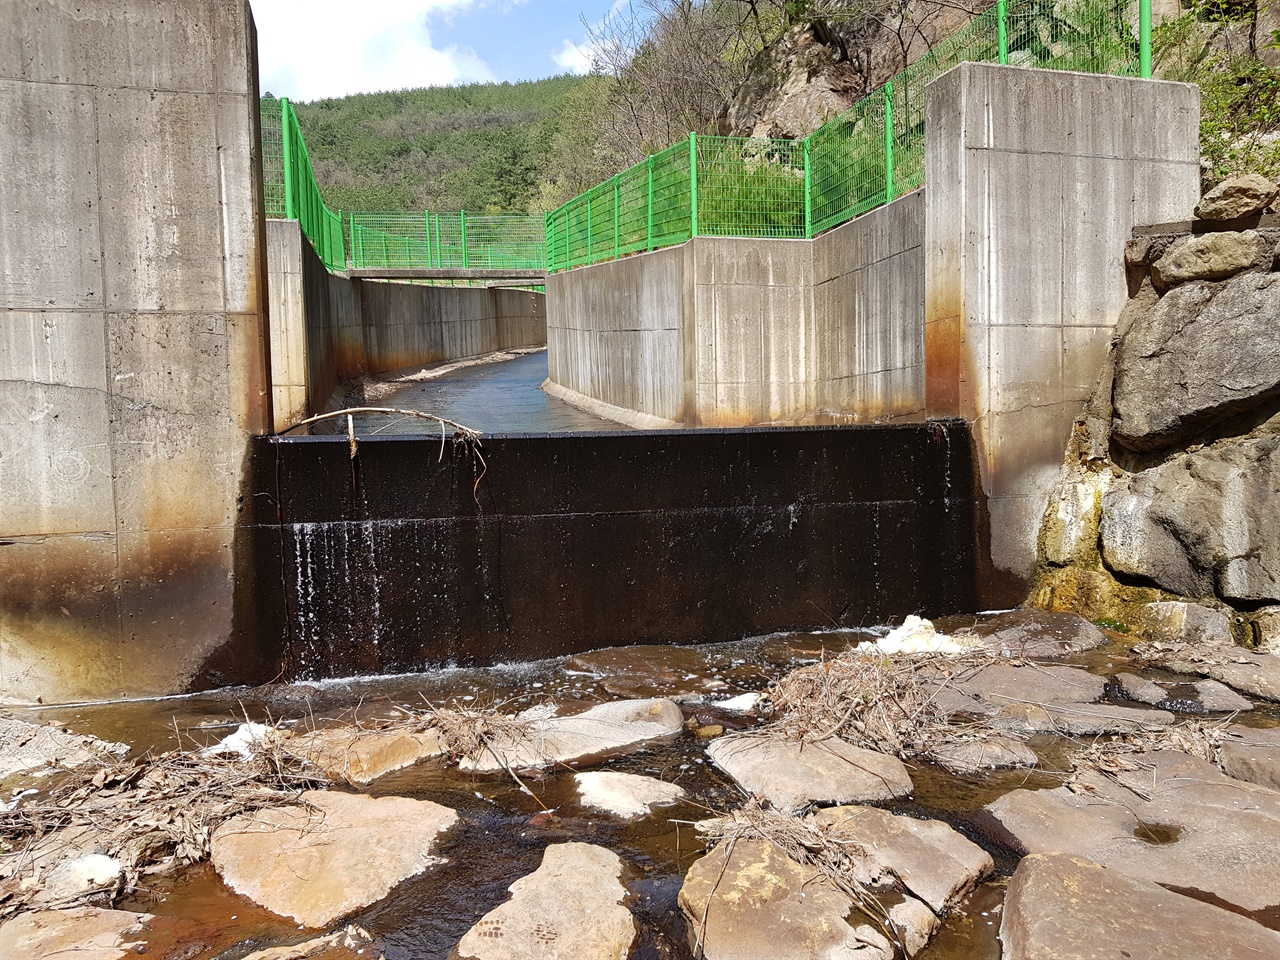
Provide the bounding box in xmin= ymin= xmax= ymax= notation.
xmin=243 ymin=424 xmax=979 ymax=679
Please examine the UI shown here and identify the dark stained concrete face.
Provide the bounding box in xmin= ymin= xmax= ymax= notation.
xmin=244 ymin=422 xmax=981 ymax=679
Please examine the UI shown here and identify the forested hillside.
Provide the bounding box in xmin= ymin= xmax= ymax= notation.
xmin=280 ymin=75 xmax=588 ymax=213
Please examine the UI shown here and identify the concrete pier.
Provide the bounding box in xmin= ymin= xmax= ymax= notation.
xmin=0 ymin=0 xmax=273 ymax=702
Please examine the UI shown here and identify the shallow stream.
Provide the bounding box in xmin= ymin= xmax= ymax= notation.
xmin=16 ymin=624 xmax=1270 ymax=960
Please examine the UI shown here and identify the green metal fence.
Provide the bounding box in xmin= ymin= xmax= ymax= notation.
xmin=262 ymin=0 xmax=1151 ymax=278
xmin=546 ymin=0 xmax=1152 ymax=271
xmin=349 ymin=212 xmax=545 ymax=271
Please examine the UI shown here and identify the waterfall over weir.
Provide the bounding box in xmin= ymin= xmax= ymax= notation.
xmin=243 ymin=423 xmax=980 ymax=681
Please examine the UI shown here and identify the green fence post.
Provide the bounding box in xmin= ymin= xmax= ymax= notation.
xmin=646 ymin=155 xmax=655 ymax=251
xmin=689 ymin=133 xmax=699 ymax=238
xmin=1139 ymin=0 xmax=1152 ymax=78
xmin=460 ymin=210 xmax=469 ymax=269
xmin=280 ymin=98 xmax=296 ymax=219
xmin=803 ymin=137 xmax=813 ymax=238
xmin=613 ymin=174 xmax=621 ymax=260
xmin=884 ymin=82 xmax=896 ymax=204
xmin=586 ymin=194 xmax=593 ymax=264
xmin=997 ymin=0 xmax=1009 ymax=65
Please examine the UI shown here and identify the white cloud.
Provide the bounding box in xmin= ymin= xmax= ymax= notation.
xmin=251 ymin=0 xmax=496 ymax=101
xmin=550 ymin=38 xmax=593 ymax=75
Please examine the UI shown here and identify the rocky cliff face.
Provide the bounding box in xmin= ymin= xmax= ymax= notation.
xmin=1030 ymin=174 xmax=1280 ymax=641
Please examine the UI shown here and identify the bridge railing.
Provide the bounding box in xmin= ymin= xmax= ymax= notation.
xmin=546 ymin=0 xmax=1151 ymax=271
xmin=349 ymin=212 xmax=546 ymax=271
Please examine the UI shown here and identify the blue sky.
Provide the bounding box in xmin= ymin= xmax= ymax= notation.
xmin=251 ymin=0 xmax=627 ymax=102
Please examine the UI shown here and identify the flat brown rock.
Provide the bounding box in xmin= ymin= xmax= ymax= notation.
xmin=707 ymin=736 xmax=912 ymax=813
xmin=986 ymin=750 xmax=1280 ymax=916
xmin=678 ymin=838 xmax=892 ymax=960
xmin=994 ymin=701 xmax=1175 ymax=735
xmin=565 ymin=645 xmax=726 ymax=698
xmin=1159 ymin=647 xmax=1280 ymax=702
xmin=1221 ymin=724 xmax=1280 ymax=791
xmin=454 ymin=843 xmax=635 ymax=960
xmin=459 ymin=698 xmax=684 ymax=772
xmin=211 ymin=790 xmax=458 ymax=928
xmin=287 ymin=726 xmax=444 ymax=785
xmin=953 ymin=664 xmax=1106 ymax=708
xmin=931 ymin=736 xmax=1037 ymax=774
xmin=0 ymin=907 xmax=151 ymax=960
xmin=809 ymin=806 xmax=994 ymax=913
xmin=1001 ymin=853 xmax=1280 ymax=960
xmin=968 ymin=610 xmax=1107 ymax=658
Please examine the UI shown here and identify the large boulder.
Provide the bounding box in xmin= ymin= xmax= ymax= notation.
xmin=678 ymin=838 xmax=893 ymax=960
xmin=706 ymin=736 xmax=912 ymax=813
xmin=1135 ymin=600 xmax=1233 ymax=644
xmin=986 ymin=750 xmax=1280 ymax=916
xmin=1111 ymin=271 xmax=1280 ymax=451
xmin=1150 ymin=230 xmax=1269 ymax=288
xmin=1001 ymin=854 xmax=1280 ymax=960
xmin=459 ymin=698 xmax=684 ymax=772
xmin=211 ymin=791 xmax=458 ymax=928
xmin=454 ymin=843 xmax=635 ymax=960
xmin=808 ymin=806 xmax=993 ymax=914
xmin=1194 ymin=173 xmax=1279 ymax=221
xmin=0 ymin=908 xmax=151 ymax=960
xmin=1100 ymin=436 xmax=1280 ymax=603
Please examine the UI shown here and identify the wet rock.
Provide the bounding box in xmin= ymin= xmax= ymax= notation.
xmin=211 ymin=790 xmax=458 ymax=928
xmin=678 ymin=838 xmax=893 ymax=960
xmin=573 ymin=771 xmax=684 ymax=819
xmin=967 ymin=609 xmax=1107 ymax=658
xmin=986 ymin=750 xmax=1280 ymax=916
xmin=1113 ymin=671 xmax=1165 ymax=704
xmin=707 ymin=736 xmax=912 ymax=813
xmin=759 ymin=631 xmax=861 ymax=665
xmin=808 ymin=806 xmax=994 ymax=914
xmin=1151 ymin=230 xmax=1269 ymax=288
xmin=241 ymin=924 xmax=376 ymax=960
xmin=459 ymin=698 xmax=684 ymax=772
xmin=1220 ymin=725 xmax=1280 ymax=791
xmin=564 ymin=645 xmax=726 ymax=698
xmin=33 ymin=853 xmax=124 ymax=907
xmin=930 ymin=737 xmax=1038 ymax=774
xmin=923 ymin=684 xmax=1001 ymax=718
xmin=0 ymin=907 xmax=151 ymax=960
xmin=0 ymin=717 xmax=127 ymax=781
xmin=887 ymin=897 xmax=938 ymax=958
xmin=952 ymin=663 xmax=1106 ymax=707
xmin=1001 ymin=853 xmax=1280 ymax=960
xmin=1191 ymin=678 xmax=1254 ymax=712
xmin=1101 ymin=437 xmax=1280 ymax=602
xmin=1137 ymin=601 xmax=1233 ymax=645
xmin=1156 ymin=644 xmax=1280 ymax=701
xmin=454 ymin=843 xmax=635 ymax=960
xmin=994 ymin=701 xmax=1174 ymax=735
xmin=1111 ymin=273 xmax=1280 ymax=451
xmin=286 ymin=725 xmax=444 ymax=785
xmin=1194 ymin=173 xmax=1279 ymax=221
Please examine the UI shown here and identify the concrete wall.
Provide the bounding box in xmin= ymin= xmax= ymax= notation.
xmin=546 ymin=192 xmax=926 ymax=427
xmin=268 ymin=219 xmax=547 ymax=427
xmin=924 ymin=63 xmax=1201 ymax=601
xmin=0 ymin=0 xmax=274 ymax=703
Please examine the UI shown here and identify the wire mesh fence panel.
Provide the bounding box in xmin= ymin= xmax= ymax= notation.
xmin=260 ymin=98 xmax=285 ymax=219
xmin=696 ymin=136 xmax=806 ymax=239
xmin=1005 ymin=0 xmax=1141 ymax=75
xmin=807 ymin=94 xmax=892 ymax=235
xmin=349 ymin=212 xmax=545 ymax=270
